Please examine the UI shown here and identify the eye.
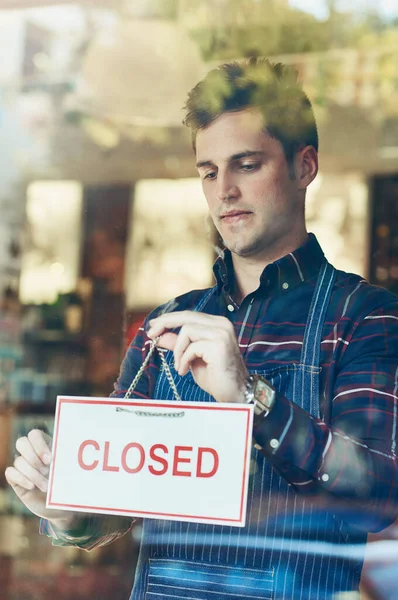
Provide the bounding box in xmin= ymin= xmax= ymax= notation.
xmin=240 ymin=163 xmax=260 ymax=172
xmin=203 ymin=171 xmax=217 ymax=180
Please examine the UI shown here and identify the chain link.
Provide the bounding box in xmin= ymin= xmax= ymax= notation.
xmin=116 ymin=407 xmax=184 ymax=418
xmin=123 ymin=337 xmax=182 ymax=402
xmin=157 ymin=348 xmax=182 ymax=401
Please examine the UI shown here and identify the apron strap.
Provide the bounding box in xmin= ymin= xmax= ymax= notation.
xmin=297 ymin=260 xmax=336 ymax=417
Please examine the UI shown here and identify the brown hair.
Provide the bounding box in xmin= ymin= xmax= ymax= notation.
xmin=183 ymin=57 xmax=318 ymax=165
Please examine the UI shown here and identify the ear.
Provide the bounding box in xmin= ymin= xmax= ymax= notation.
xmin=295 ymin=146 xmax=318 ymax=190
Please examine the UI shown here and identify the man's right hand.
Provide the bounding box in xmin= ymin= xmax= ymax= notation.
xmin=5 ymin=429 xmax=78 ymax=529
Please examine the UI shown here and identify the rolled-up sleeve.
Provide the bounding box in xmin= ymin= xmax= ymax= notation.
xmin=40 ymin=515 xmax=134 ymax=550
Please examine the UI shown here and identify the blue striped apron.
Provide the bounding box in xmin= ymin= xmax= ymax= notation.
xmin=130 ymin=261 xmax=366 ymax=600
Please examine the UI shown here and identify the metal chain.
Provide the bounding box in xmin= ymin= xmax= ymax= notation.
xmin=123 ymin=337 xmax=182 ymax=402
xmin=157 ymin=348 xmax=182 ymax=402
xmin=116 ymin=407 xmax=184 ymax=418
xmin=123 ymin=338 xmax=159 ymax=399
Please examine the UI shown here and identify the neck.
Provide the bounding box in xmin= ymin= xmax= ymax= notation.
xmin=231 ymin=230 xmax=308 ymax=303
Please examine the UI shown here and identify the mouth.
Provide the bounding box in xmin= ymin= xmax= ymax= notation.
xmin=220 ymin=211 xmax=252 ymax=224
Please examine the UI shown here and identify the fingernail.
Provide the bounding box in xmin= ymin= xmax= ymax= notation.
xmin=41 ymin=481 xmax=48 ymax=493
xmin=43 ymin=453 xmax=51 ymax=465
xmin=40 ymin=466 xmax=49 ymax=476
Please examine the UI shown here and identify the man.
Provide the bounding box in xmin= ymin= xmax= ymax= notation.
xmin=6 ymin=58 xmax=398 ymax=599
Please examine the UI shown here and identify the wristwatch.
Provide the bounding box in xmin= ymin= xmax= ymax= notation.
xmin=244 ymin=374 xmax=276 ymax=424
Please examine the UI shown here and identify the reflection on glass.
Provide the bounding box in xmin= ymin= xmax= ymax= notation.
xmin=125 ymin=178 xmax=213 ymax=310
xmin=19 ymin=181 xmax=83 ymax=305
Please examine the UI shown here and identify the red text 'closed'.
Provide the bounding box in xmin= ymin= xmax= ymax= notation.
xmin=77 ymin=440 xmax=219 ymax=478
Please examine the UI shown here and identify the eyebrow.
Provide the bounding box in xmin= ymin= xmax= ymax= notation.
xmin=196 ymin=150 xmax=265 ymax=169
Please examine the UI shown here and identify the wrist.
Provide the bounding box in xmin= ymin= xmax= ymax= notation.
xmin=244 ymin=374 xmax=276 ymax=424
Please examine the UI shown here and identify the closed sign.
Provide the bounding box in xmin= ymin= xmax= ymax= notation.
xmin=47 ymin=397 xmax=253 ymax=527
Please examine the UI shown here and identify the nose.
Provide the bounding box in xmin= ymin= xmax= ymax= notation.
xmin=215 ymin=171 xmax=239 ymax=203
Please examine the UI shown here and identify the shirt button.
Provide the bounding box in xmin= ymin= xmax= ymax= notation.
xmin=227 ymin=304 xmax=235 ymax=312
xmin=270 ymin=438 xmax=280 ymax=449
xmin=282 ymin=282 xmax=289 ymax=290
xmin=321 ymin=473 xmax=330 ymax=482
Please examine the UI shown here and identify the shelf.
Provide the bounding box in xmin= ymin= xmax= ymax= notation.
xmin=23 ymin=331 xmax=87 ymax=347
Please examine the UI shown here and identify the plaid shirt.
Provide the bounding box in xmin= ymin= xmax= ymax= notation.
xmin=41 ymin=233 xmax=398 ymax=548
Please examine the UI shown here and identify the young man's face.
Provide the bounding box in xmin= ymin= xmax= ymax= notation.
xmin=195 ymin=108 xmax=310 ymax=260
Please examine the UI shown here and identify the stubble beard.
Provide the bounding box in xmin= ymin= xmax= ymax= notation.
xmin=221 ymin=227 xmax=269 ymax=259
xmin=221 ymin=216 xmax=295 ymax=261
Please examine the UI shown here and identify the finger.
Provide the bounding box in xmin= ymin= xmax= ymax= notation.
xmin=15 ymin=436 xmax=48 ymax=473
xmin=148 ymin=311 xmax=226 ymax=338
xmin=5 ymin=466 xmax=35 ymax=492
xmin=27 ymin=429 xmax=52 ymax=465
xmin=173 ymin=325 xmax=216 ymax=373
xmin=155 ymin=332 xmax=178 ymax=353
xmin=13 ymin=456 xmax=48 ymax=493
xmin=179 ymin=340 xmax=209 ymax=376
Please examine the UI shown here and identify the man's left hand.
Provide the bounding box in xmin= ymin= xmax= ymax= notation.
xmin=147 ymin=311 xmax=249 ymax=404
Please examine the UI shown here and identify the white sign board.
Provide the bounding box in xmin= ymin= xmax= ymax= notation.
xmin=47 ymin=396 xmax=254 ymax=527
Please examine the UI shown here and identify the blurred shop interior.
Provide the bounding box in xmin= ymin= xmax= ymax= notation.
xmin=0 ymin=0 xmax=398 ymax=599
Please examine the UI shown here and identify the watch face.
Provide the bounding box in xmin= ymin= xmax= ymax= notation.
xmin=255 ymin=377 xmax=275 ymax=411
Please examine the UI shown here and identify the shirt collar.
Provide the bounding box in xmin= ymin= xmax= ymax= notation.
xmin=212 ymin=233 xmax=325 ymax=297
